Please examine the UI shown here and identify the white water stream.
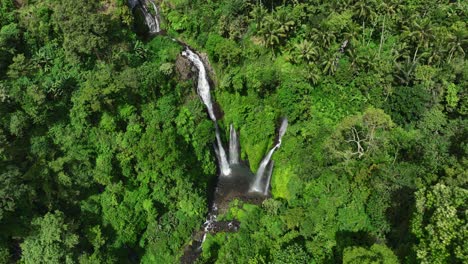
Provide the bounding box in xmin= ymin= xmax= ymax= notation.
xmin=138 ymin=0 xmax=160 ymax=34
xmin=250 ymin=118 xmax=288 ymax=193
xmin=229 ymin=124 xmax=240 ymax=164
xmin=182 ymin=48 xmax=231 ymax=176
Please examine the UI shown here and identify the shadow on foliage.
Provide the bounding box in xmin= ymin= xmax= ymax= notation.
xmin=386 ymin=186 xmax=417 ymax=263
xmin=332 ymin=230 xmax=376 ymax=263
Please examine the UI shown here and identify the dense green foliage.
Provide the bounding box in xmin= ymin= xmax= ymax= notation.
xmin=0 ymin=0 xmax=466 ymax=263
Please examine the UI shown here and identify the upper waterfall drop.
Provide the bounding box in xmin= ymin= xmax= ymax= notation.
xmin=250 ymin=118 xmax=288 ymax=193
xmin=277 ymin=117 xmax=288 ymax=143
xmin=149 ymin=0 xmax=161 ymax=33
xmin=181 ymin=49 xmax=217 ymax=121
xmin=139 ymin=0 xmax=161 ymax=34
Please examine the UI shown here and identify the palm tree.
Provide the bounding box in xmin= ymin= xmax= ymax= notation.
xmin=409 ymin=19 xmax=434 ymax=49
xmin=257 ymin=15 xmax=286 ymax=50
xmin=394 ymin=57 xmax=416 ymax=85
xmin=249 ymin=4 xmax=268 ymax=29
xmin=32 ymin=49 xmax=53 ymax=72
xmin=402 ymin=18 xmax=435 ymax=63
xmin=292 ymin=40 xmax=318 ymax=63
xmin=322 ymin=52 xmax=340 ymax=75
xmin=306 ymin=64 xmax=321 ymax=85
xmin=343 ymin=23 xmax=360 ymax=44
xmin=134 ymin=40 xmax=149 ymax=59
xmin=446 ymin=22 xmax=467 ymax=62
xmin=274 ymin=5 xmax=296 ymax=34
xmin=331 ymin=0 xmax=353 ymax=12
xmin=310 ymin=28 xmax=336 ymax=49
xmin=353 ymin=0 xmax=377 ymax=22
xmin=427 ymin=47 xmax=443 ymax=66
xmin=378 ymin=0 xmax=402 ymax=19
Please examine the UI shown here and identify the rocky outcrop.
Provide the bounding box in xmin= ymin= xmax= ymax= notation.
xmin=175 ymin=54 xmax=193 ymax=81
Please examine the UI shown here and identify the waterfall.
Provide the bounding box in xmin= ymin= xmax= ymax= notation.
xmin=149 ymin=1 xmax=161 ymax=33
xmin=250 ymin=118 xmax=288 ymax=193
xmin=229 ymin=124 xmax=240 ymax=164
xmin=250 ymin=147 xmax=278 ymax=193
xmin=277 ymin=117 xmax=288 ymax=141
xmin=263 ymin=161 xmax=274 ymax=196
xmin=182 ymin=48 xmax=231 ymax=176
xmin=137 ymin=0 xmax=161 ymax=34
xmin=181 ymin=49 xmax=217 ymax=121
xmin=214 ymin=123 xmax=231 ymax=176
xmin=130 ymin=1 xmax=291 ymax=261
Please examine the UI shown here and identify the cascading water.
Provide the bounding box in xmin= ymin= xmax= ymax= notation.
xmin=214 ymin=123 xmax=231 ymax=176
xmin=250 ymin=118 xmax=288 ymax=193
xmin=278 ymin=117 xmax=289 ymax=140
xmin=149 ymin=1 xmax=161 ymax=33
xmin=229 ymin=124 xmax=240 ymax=164
xmin=263 ymin=160 xmax=274 ymax=196
xmin=181 ymin=49 xmax=216 ymax=121
xmin=139 ymin=0 xmax=160 ymax=34
xmin=182 ymin=48 xmax=231 ymax=176
xmin=130 ymin=2 xmax=290 ymax=261
xmin=250 ymin=148 xmax=277 ymax=193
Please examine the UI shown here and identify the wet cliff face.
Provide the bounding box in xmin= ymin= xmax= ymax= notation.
xmin=132 ymin=7 xmax=151 ymax=36
xmin=130 ymin=0 xmax=161 ymax=37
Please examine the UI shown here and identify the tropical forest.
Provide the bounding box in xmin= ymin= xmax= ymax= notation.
xmin=0 ymin=0 xmax=467 ymax=263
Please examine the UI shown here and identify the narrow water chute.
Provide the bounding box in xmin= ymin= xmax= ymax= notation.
xmin=214 ymin=123 xmax=231 ymax=176
xmin=250 ymin=118 xmax=288 ymax=193
xmin=263 ymin=161 xmax=274 ymax=196
xmin=229 ymin=124 xmax=240 ymax=164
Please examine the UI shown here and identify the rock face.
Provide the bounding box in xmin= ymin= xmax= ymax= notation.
xmin=175 ymin=54 xmax=193 ymax=81
xmin=175 ymin=51 xmax=216 ymax=84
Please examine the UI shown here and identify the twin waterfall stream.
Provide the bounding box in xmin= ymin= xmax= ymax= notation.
xmin=129 ymin=0 xmax=288 ymax=260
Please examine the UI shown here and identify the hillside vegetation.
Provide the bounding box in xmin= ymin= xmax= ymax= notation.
xmin=0 ymin=0 xmax=466 ymax=263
